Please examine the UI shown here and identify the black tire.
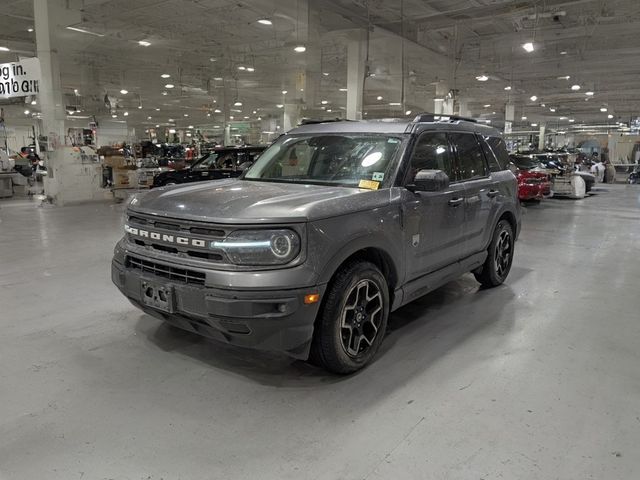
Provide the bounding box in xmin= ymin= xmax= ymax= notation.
xmin=473 ymin=219 xmax=514 ymax=288
xmin=160 ymin=179 xmax=178 ymax=187
xmin=310 ymin=261 xmax=389 ymax=374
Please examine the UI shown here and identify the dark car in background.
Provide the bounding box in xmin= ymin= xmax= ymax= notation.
xmin=152 ymin=146 xmax=266 ymax=188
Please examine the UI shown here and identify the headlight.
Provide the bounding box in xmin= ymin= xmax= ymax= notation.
xmin=212 ymin=229 xmax=301 ymax=265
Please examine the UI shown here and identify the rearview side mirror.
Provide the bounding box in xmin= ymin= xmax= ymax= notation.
xmin=406 ymin=169 xmax=450 ymax=193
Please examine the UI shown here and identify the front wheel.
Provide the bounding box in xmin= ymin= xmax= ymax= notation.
xmin=310 ymin=261 xmax=389 ymax=374
xmin=473 ymin=220 xmax=514 ymax=288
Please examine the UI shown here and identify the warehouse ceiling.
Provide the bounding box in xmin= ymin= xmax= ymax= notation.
xmin=1 ymin=0 xmax=640 ymax=133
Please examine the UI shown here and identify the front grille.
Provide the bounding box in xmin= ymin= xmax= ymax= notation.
xmin=126 ymin=212 xmax=227 ymax=263
xmin=126 ymin=256 xmax=206 ymax=285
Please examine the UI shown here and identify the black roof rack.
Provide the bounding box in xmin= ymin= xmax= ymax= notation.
xmin=299 ymin=118 xmax=355 ymax=125
xmin=412 ymin=113 xmax=478 ymax=124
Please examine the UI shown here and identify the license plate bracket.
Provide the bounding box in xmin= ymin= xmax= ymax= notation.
xmin=141 ymin=281 xmax=175 ymax=313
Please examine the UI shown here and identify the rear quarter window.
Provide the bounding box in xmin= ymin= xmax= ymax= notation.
xmin=485 ymin=136 xmax=511 ymax=170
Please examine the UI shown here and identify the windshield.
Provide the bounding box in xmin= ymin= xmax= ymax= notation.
xmin=192 ymin=153 xmax=219 ymax=170
xmin=243 ymin=134 xmax=402 ymax=187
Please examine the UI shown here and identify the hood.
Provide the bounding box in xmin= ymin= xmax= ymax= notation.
xmin=130 ymin=179 xmax=391 ymax=224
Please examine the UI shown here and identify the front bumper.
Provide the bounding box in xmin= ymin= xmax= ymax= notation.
xmin=112 ymin=258 xmax=325 ymax=359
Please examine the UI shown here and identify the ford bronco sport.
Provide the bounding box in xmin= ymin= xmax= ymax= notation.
xmin=112 ymin=114 xmax=521 ymax=374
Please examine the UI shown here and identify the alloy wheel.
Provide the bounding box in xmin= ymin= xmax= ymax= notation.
xmin=340 ymin=279 xmax=383 ymax=357
xmin=494 ymin=229 xmax=512 ymax=278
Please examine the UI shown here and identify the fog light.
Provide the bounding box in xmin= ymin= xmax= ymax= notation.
xmin=304 ymin=293 xmax=320 ymax=304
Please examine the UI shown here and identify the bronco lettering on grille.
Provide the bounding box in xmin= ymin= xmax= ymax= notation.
xmin=125 ymin=225 xmax=207 ymax=248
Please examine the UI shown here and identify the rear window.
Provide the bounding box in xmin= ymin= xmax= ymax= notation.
xmin=485 ymin=136 xmax=511 ymax=170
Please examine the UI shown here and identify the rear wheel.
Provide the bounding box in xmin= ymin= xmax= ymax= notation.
xmin=310 ymin=261 xmax=389 ymax=374
xmin=473 ymin=220 xmax=514 ymax=288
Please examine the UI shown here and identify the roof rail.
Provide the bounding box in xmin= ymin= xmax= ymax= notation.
xmin=299 ymin=118 xmax=355 ymax=125
xmin=412 ymin=113 xmax=478 ymax=124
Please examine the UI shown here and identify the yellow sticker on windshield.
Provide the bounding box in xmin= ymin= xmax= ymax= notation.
xmin=358 ymin=179 xmax=380 ymax=190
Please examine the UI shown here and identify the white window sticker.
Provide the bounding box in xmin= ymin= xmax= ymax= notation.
xmin=372 ymin=172 xmax=384 ymax=181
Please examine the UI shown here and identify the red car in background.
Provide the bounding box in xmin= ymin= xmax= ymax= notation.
xmin=510 ymin=154 xmax=552 ymax=201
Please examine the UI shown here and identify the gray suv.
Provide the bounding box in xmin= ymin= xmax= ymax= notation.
xmin=112 ymin=114 xmax=521 ymax=373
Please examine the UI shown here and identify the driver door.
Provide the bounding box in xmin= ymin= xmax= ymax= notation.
xmin=403 ymin=131 xmax=467 ymax=282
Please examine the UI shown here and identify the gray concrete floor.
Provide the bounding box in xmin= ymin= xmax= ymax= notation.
xmin=1 ymin=184 xmax=639 ymax=480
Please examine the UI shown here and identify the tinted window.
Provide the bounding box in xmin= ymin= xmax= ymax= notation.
xmin=485 ymin=136 xmax=511 ymax=170
xmin=450 ymin=133 xmax=487 ymax=180
xmin=480 ymin=138 xmax=503 ymax=172
xmin=408 ymin=132 xmax=453 ymax=180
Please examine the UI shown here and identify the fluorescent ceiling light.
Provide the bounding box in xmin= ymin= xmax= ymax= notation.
xmin=484 ymin=104 xmax=491 ymax=108
xmin=571 ymin=85 xmax=581 ymax=91
xmin=321 ymin=100 xmax=329 ymax=104
xmin=559 ymin=116 xmax=567 ymax=120
xmin=389 ymin=102 xmax=401 ymax=106
xmin=376 ymin=96 xmax=383 ymax=100
xmin=246 ymin=67 xmax=255 ymax=72
xmin=585 ymin=91 xmax=594 ymax=96
xmin=550 ymin=108 xmax=556 ymax=112
xmin=339 ymin=88 xmax=348 ymax=92
xmin=323 ymin=72 xmax=329 ymax=76
xmin=234 ymin=101 xmax=242 ymax=106
xmin=276 ymin=104 xmax=284 ymax=108
xmin=161 ymin=74 xmax=170 ymax=78
xmin=165 ymin=84 xmax=174 ymax=88
xmin=27 ymin=28 xmax=34 ymax=32
xmin=123 ymin=112 xmax=129 ymax=116
xmin=214 ymin=108 xmax=221 ymax=113
xmin=214 ymin=77 xmax=223 ymax=81
xmin=557 ymin=75 xmax=570 ymax=80
xmin=31 ymin=100 xmax=37 ymax=105
xmin=522 ymin=42 xmax=534 ymax=53
xmin=607 ymin=114 xmax=614 ymax=119
xmin=504 ymin=86 xmax=512 ymax=91
xmin=530 ymin=95 xmax=538 ymax=101
xmin=155 ymin=108 xmax=160 ymax=111
xmin=476 ymin=75 xmax=489 ymax=81
xmin=183 ymin=113 xmax=189 ymax=117
xmin=560 ymin=51 xmax=567 ymax=55
xmin=521 ymin=116 xmax=527 ymax=120
xmin=257 ymin=19 xmax=272 ymax=25
xmin=600 ymin=107 xmax=608 ymax=112
xmin=66 ymin=26 xmax=104 ymax=37
xmin=405 ymin=110 xmax=412 ymax=115
xmin=138 ymin=40 xmax=151 ymax=47
xmin=138 ymin=105 xmax=142 ymax=109
xmin=569 ymin=119 xmax=575 ymax=122
xmin=238 ymin=66 xmax=246 ymax=70
xmin=111 ymin=114 xmax=117 ymax=118
xmin=120 ymin=89 xmax=128 ymax=94
xmin=531 ymin=123 xmax=538 ymax=127
xmin=161 ymin=91 xmax=168 ymax=96
xmin=188 ymin=125 xmax=194 ymax=129
xmin=0 ymin=46 xmax=10 ymax=52
xmin=294 ymin=45 xmax=306 ymax=53
xmin=24 ymin=109 xmax=30 ymax=115
xmin=282 ymin=90 xmax=288 ymax=94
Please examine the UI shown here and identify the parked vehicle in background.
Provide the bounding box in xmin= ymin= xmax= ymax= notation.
xmin=509 ymin=154 xmax=552 ymax=202
xmin=532 ymin=152 xmax=595 ymax=198
xmin=113 ymin=114 xmax=521 ymax=374
xmin=627 ymin=165 xmax=640 ymax=184
xmin=151 ymin=146 xmax=266 ymax=187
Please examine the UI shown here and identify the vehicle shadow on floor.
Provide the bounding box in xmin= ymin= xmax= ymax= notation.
xmin=134 ymin=272 xmax=523 ymax=389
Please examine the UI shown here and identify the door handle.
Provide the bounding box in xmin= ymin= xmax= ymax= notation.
xmin=448 ymin=197 xmax=464 ymax=206
xmin=487 ymin=189 xmax=499 ymax=198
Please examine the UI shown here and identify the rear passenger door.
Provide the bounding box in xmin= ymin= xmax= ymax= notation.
xmin=448 ymin=132 xmax=494 ymax=255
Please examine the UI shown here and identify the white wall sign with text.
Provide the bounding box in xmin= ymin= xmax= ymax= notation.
xmin=0 ymin=58 xmax=41 ymax=99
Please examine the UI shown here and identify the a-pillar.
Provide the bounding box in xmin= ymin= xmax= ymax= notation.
xmin=504 ymin=103 xmax=515 ymax=134
xmin=538 ymin=124 xmax=546 ymax=151
xmin=346 ymin=30 xmax=367 ymax=120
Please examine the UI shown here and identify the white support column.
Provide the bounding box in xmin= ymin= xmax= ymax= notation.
xmin=504 ymin=103 xmax=515 ymax=134
xmin=346 ymin=30 xmax=367 ymax=120
xmin=434 ymin=82 xmax=452 ymax=114
xmin=457 ymin=98 xmax=471 ymax=117
xmin=283 ymin=104 xmax=299 ymax=132
xmin=538 ymin=124 xmax=547 ymax=151
xmin=34 ymin=0 xmax=70 ymax=150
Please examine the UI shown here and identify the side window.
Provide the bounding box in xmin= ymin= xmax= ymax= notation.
xmin=450 ymin=132 xmax=487 ymax=180
xmin=408 ymin=132 xmax=453 ymax=181
xmin=479 ymin=137 xmax=503 ymax=172
xmin=485 ymin=136 xmax=511 ymax=170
